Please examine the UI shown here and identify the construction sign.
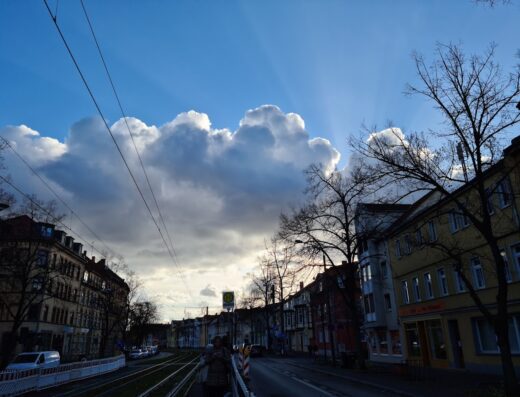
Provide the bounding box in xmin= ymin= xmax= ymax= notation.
xmin=222 ymin=291 xmax=235 ymax=310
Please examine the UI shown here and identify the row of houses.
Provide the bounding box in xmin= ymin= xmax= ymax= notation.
xmin=167 ymin=264 xmax=361 ymax=361
xmin=0 ymin=215 xmax=130 ymax=363
xmin=355 ymin=135 xmax=520 ymax=374
xmin=169 ymin=135 xmax=519 ymax=377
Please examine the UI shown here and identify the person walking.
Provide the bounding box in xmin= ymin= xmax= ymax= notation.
xmin=204 ymin=336 xmax=230 ymax=397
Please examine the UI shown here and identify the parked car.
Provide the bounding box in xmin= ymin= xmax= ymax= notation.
xmin=129 ymin=349 xmax=145 ymax=359
xmin=249 ymin=345 xmax=265 ymax=357
xmin=6 ymin=351 xmax=61 ymax=371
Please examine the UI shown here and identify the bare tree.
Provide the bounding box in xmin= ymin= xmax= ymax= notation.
xmin=352 ymin=44 xmax=520 ymax=395
xmin=251 ymin=259 xmax=276 ymax=349
xmin=279 ymin=164 xmax=372 ymax=368
xmin=128 ymin=300 xmax=159 ymax=347
xmin=261 ymin=238 xmax=299 ymax=354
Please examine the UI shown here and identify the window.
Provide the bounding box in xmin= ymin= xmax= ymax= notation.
xmin=416 ymin=229 xmax=423 ymax=246
xmin=384 ymin=293 xmax=392 ymax=311
xmin=28 ymin=305 xmax=39 ymax=321
xmin=377 ymin=329 xmax=388 ymax=354
xmin=404 ymin=235 xmax=412 ymax=255
xmin=426 ymin=320 xmax=447 ymax=359
xmin=449 ymin=210 xmax=460 ymax=233
xmin=497 ymin=179 xmax=512 ymax=208
xmin=395 ymin=240 xmax=401 ymax=258
xmin=36 ymin=250 xmax=48 ymax=267
xmin=401 ymin=280 xmax=410 ymax=304
xmin=500 ymin=250 xmax=512 ymax=283
xmin=428 ymin=220 xmax=437 ymax=242
xmin=364 ymin=293 xmax=375 ymax=315
xmin=454 ymin=268 xmax=466 ymax=292
xmin=424 ymin=273 xmax=433 ymax=299
xmin=485 ymin=187 xmax=495 ymax=215
xmin=40 ymin=225 xmax=53 ymax=237
xmin=32 ymin=278 xmax=43 ymax=292
xmin=380 ymin=261 xmax=388 ymax=279
xmin=42 ymin=305 xmax=49 ymax=322
xmin=474 ymin=315 xmax=520 ymax=354
xmin=471 ymin=257 xmax=486 ymax=289
xmin=437 ymin=268 xmax=449 ymax=296
xmin=83 ymin=271 xmax=89 ymax=282
xmin=412 ymin=277 xmax=421 ymax=302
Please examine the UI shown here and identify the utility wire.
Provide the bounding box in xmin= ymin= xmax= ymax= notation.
xmin=42 ymin=0 xmax=193 ymax=299
xmin=0 ymin=174 xmax=108 ymax=260
xmin=0 ymin=135 xmax=117 ymax=258
xmin=79 ymin=0 xmax=181 ymax=266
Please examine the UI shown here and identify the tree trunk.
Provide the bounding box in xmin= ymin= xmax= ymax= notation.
xmin=495 ymin=316 xmax=519 ymax=396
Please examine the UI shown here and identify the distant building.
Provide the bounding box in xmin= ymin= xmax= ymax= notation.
xmin=284 ymin=282 xmax=313 ymax=353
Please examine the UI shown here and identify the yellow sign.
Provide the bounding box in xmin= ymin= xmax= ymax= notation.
xmin=223 ymin=291 xmax=234 ymax=309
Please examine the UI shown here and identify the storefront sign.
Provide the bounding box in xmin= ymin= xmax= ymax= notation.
xmin=399 ymin=301 xmax=445 ymax=317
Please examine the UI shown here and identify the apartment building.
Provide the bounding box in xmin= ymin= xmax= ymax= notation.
xmin=355 ymin=203 xmax=411 ymax=364
xmin=385 ymin=136 xmax=520 ymax=373
xmin=0 ymin=215 xmax=129 ymax=362
xmin=284 ymin=282 xmax=313 ymax=353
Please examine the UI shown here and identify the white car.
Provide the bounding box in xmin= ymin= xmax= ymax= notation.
xmin=129 ymin=349 xmax=145 ymax=359
xmin=7 ymin=351 xmax=60 ymax=371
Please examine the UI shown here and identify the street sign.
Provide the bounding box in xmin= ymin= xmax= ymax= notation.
xmin=222 ymin=291 xmax=235 ymax=310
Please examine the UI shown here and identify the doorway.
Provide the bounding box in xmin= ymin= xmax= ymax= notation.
xmin=447 ymin=320 xmax=465 ymax=368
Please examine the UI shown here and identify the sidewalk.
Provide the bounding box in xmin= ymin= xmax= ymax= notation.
xmin=283 ymin=356 xmax=504 ymax=397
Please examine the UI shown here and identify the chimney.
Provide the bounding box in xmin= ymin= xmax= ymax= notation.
xmin=299 ymin=281 xmax=304 ymax=290
xmin=92 ymin=256 xmax=96 ymax=263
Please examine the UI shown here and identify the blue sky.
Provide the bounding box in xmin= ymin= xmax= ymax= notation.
xmin=1 ymin=0 xmax=518 ymax=161
xmin=1 ymin=1 xmax=519 ymax=316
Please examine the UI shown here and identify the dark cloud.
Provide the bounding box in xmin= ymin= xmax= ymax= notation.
xmin=0 ymin=105 xmax=340 ymax=319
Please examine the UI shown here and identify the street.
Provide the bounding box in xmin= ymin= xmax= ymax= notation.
xmin=248 ymin=357 xmax=400 ymax=397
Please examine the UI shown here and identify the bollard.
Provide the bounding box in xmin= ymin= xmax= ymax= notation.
xmin=243 ymin=345 xmax=251 ymax=379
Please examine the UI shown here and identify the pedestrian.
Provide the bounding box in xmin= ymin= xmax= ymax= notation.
xmin=204 ymin=336 xmax=230 ymax=397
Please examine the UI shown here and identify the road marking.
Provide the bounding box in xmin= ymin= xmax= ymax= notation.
xmin=290 ymin=375 xmax=335 ymax=396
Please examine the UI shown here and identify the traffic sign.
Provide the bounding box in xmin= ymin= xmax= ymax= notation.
xmin=222 ymin=291 xmax=235 ymax=310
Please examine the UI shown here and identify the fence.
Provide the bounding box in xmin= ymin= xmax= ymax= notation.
xmin=230 ymin=355 xmax=255 ymax=397
xmin=0 ymin=355 xmax=125 ymax=396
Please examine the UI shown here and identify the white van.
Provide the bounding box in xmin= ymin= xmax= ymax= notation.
xmin=6 ymin=351 xmax=61 ymax=371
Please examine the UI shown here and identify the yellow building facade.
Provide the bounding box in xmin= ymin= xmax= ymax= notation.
xmin=386 ymin=136 xmax=520 ymax=374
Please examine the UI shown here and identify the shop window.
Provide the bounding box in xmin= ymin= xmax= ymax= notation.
xmin=377 ymin=329 xmax=388 ymax=354
xmin=390 ymin=330 xmax=402 ymax=355
xmin=473 ymin=316 xmax=520 ymax=354
xmin=405 ymin=323 xmax=421 ymax=357
xmin=426 ymin=320 xmax=447 ymax=359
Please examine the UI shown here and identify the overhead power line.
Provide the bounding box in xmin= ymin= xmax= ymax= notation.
xmin=42 ymin=0 xmax=193 ymax=299
xmin=78 ymin=0 xmax=181 ymax=266
xmin=0 ymin=135 xmax=118 ymax=259
xmin=0 ymin=174 xmax=109 ymax=260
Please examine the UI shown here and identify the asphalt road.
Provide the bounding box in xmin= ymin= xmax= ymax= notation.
xmin=248 ymin=357 xmax=401 ymax=397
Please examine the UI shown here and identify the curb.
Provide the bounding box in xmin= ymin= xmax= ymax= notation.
xmin=285 ymin=361 xmax=418 ymax=397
